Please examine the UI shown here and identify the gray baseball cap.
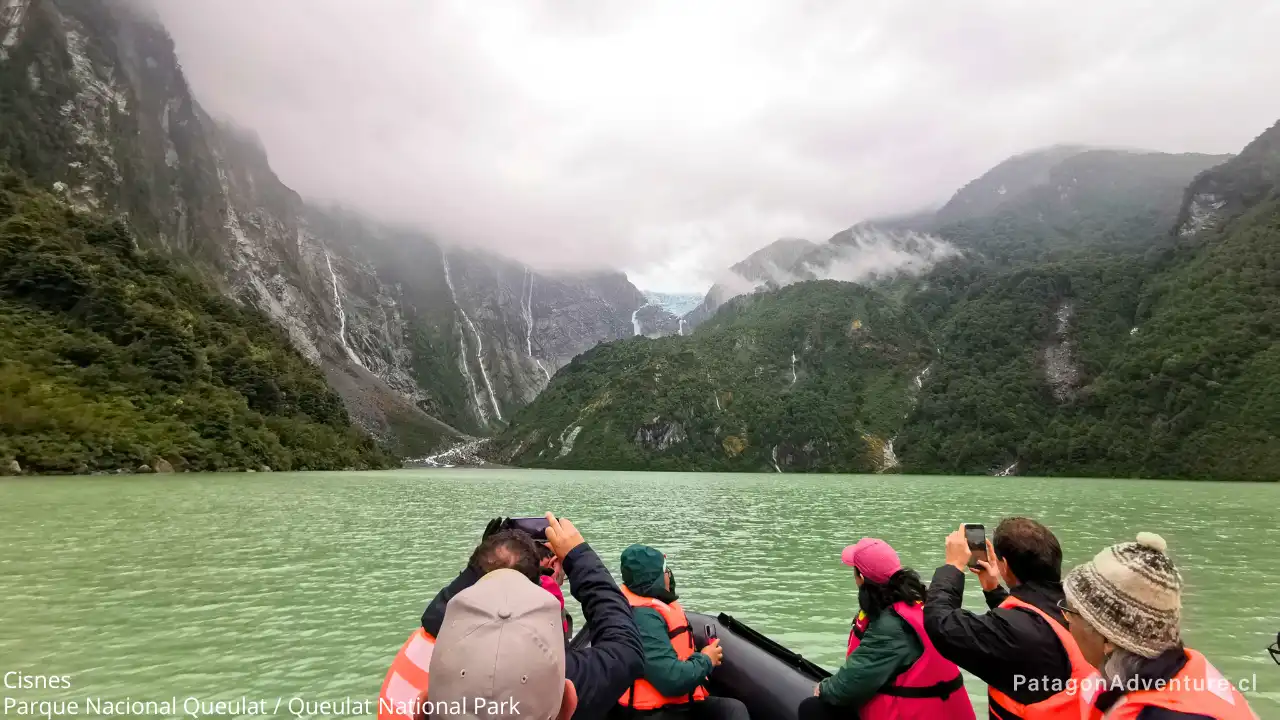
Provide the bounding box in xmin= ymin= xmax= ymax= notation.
xmin=428 ymin=568 xmax=566 ymax=719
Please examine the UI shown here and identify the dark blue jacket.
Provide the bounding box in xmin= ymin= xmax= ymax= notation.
xmin=421 ymin=543 xmax=644 ymax=720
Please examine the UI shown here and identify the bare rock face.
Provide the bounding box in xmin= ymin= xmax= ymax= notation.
xmin=1043 ymin=301 xmax=1080 ymax=402
xmin=1178 ymin=193 xmax=1226 ymax=237
xmin=152 ymin=458 xmax=175 ymax=474
xmin=0 ymin=0 xmax=649 ymax=456
xmin=136 ymin=463 xmax=153 ymax=473
xmin=634 ymin=419 xmax=687 ymax=451
xmin=632 ymin=304 xmax=680 ymax=338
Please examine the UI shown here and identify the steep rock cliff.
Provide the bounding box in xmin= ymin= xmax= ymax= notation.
xmin=0 ymin=0 xmax=647 ymax=453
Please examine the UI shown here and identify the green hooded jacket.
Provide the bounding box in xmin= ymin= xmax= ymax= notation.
xmin=620 ymin=544 xmax=713 ymax=698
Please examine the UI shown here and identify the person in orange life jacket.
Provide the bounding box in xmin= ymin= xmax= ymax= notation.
xmin=1062 ymin=533 xmax=1258 ymax=720
xmin=422 ymin=568 xmax=576 ymax=720
xmin=798 ymin=538 xmax=975 ymax=720
xmin=617 ymin=544 xmax=750 ymax=720
xmin=384 ymin=515 xmax=642 ymax=720
xmin=923 ymin=518 xmax=1102 ymax=720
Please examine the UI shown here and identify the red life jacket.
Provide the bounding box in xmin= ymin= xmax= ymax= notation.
xmin=845 ymin=601 xmax=976 ymax=720
xmin=617 ymin=584 xmax=710 ymax=710
xmin=987 ymin=596 xmax=1103 ymax=720
xmin=1101 ymin=649 xmax=1258 ymax=720
xmin=847 ymin=609 xmax=870 ymax=657
xmin=377 ymin=628 xmax=434 ymax=720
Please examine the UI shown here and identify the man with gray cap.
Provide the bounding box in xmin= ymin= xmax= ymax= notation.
xmin=1062 ymin=532 xmax=1257 ymax=720
xmin=405 ymin=514 xmax=643 ymax=720
xmin=426 ymin=567 xmax=576 ymax=719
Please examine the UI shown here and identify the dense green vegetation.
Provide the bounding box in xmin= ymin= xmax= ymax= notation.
xmin=897 ymin=126 xmax=1279 ymax=480
xmin=0 ymin=172 xmax=394 ymax=474
xmin=933 ymin=150 xmax=1227 ymax=264
xmin=498 ymin=127 xmax=1279 ymax=480
xmin=492 ymin=281 xmax=931 ymax=472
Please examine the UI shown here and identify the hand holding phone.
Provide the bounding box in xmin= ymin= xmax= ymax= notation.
xmin=963 ymin=524 xmax=987 ymax=568
xmin=543 ymin=513 xmax=586 ymax=560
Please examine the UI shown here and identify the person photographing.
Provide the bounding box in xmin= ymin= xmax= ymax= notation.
xmin=923 ymin=518 xmax=1103 ymax=720
xmin=379 ymin=513 xmax=642 ymax=720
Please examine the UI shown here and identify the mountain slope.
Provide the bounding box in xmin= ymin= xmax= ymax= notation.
xmin=0 ymin=0 xmax=648 ymax=455
xmin=495 ymin=127 xmax=1278 ymax=480
xmin=490 ymin=281 xmax=933 ymax=472
xmin=896 ymin=124 xmax=1280 ymax=480
xmin=682 ymin=229 xmax=957 ymax=330
xmin=681 ymin=149 xmax=1223 ymax=332
xmin=0 ymin=171 xmax=393 ymax=473
xmin=934 ymin=148 xmax=1229 ymax=262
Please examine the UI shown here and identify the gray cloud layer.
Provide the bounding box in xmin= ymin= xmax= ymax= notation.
xmin=150 ymin=0 xmax=1280 ymax=292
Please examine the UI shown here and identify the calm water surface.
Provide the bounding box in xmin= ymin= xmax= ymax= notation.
xmin=1 ymin=471 xmax=1277 ymax=717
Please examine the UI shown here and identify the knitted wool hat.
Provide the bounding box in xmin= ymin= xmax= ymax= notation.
xmin=1064 ymin=532 xmax=1183 ymax=658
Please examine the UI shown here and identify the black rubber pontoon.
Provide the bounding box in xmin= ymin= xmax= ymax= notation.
xmin=572 ymin=611 xmax=830 ymax=720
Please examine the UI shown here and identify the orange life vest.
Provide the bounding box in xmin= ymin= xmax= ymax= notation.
xmin=987 ymin=596 xmax=1103 ymax=720
xmin=1101 ymin=649 xmax=1258 ymax=720
xmin=378 ymin=628 xmax=435 ymax=720
xmin=617 ymin=584 xmax=711 ymax=710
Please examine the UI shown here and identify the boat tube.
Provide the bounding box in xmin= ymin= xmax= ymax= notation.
xmin=573 ymin=611 xmax=831 ymax=720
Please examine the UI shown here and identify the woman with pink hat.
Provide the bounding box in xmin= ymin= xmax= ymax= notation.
xmin=798 ymin=538 xmax=975 ymax=720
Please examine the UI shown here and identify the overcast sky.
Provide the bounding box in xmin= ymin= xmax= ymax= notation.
xmin=151 ymin=0 xmax=1280 ymax=293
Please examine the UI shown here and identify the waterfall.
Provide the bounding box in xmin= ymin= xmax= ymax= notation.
xmin=714 ymin=392 xmax=722 ymax=411
xmin=442 ymin=251 xmax=502 ymax=422
xmin=881 ymin=437 xmax=899 ymax=470
xmin=771 ymin=446 xmax=781 ymax=473
xmin=453 ymin=322 xmax=486 ymax=426
xmin=631 ymin=303 xmax=652 ymax=336
xmin=324 ymin=248 xmax=365 ymax=369
xmin=996 ymin=461 xmax=1019 ymax=477
xmin=678 ymin=317 xmax=685 ymax=336
xmin=523 ymin=269 xmax=552 ymax=384
xmin=913 ymin=364 xmax=932 ymax=390
xmin=790 ymin=353 xmax=798 ymax=384
xmin=523 ymin=269 xmax=535 ymax=357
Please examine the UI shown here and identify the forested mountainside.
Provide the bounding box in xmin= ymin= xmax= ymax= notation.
xmin=0 ymin=0 xmax=646 ymax=466
xmin=490 ymin=281 xmax=932 ymax=472
xmin=0 ymin=173 xmax=392 ymax=473
xmin=684 ymin=147 xmax=1228 ymax=328
xmin=496 ymin=123 xmax=1279 ymax=480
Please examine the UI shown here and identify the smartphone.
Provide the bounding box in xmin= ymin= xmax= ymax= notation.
xmin=508 ymin=516 xmax=551 ymax=541
xmin=964 ymin=523 xmax=987 ymax=568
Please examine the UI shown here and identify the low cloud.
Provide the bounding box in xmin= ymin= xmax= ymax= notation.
xmin=148 ymin=0 xmax=1280 ymax=291
xmin=708 ymin=228 xmax=959 ymax=306
xmin=819 ymin=229 xmax=960 ymax=284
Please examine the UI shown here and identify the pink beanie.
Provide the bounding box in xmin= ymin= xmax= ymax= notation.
xmin=841 ymin=538 xmax=902 ymax=584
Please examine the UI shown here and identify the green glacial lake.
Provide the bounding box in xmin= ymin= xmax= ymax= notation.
xmin=1 ymin=471 xmax=1277 ymax=717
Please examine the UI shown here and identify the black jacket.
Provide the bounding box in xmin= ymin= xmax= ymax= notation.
xmin=420 ymin=543 xmax=644 ymax=720
xmin=923 ymin=565 xmax=1073 ymax=709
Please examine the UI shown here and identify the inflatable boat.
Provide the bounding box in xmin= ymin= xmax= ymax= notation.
xmin=572 ymin=611 xmax=831 ymax=720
